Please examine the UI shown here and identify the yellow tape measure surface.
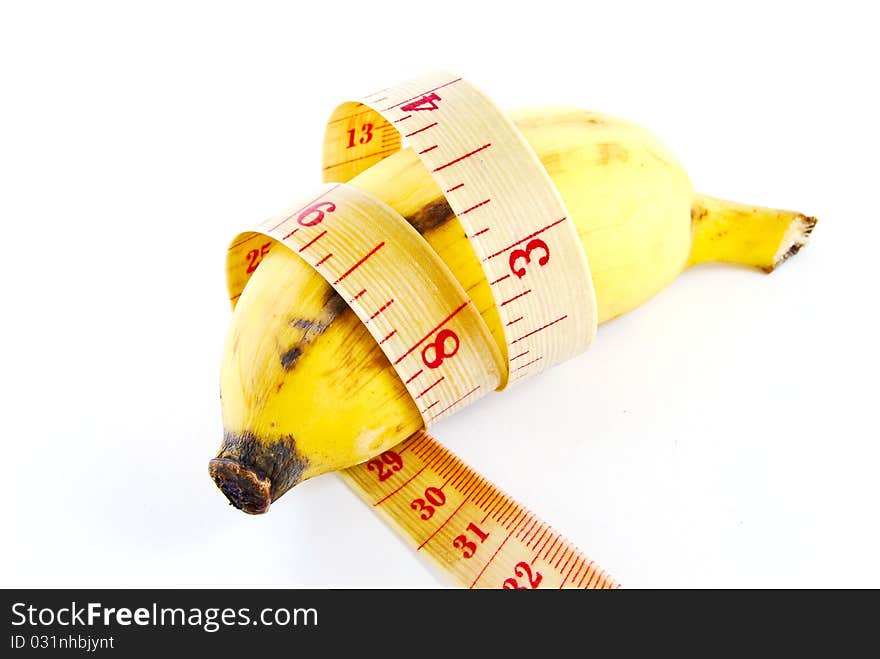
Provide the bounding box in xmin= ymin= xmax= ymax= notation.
xmin=341 ymin=432 xmax=618 ymax=589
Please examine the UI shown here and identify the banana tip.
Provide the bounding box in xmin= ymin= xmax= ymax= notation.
xmin=209 ymin=457 xmax=271 ymax=514
xmin=769 ymin=213 xmax=817 ymax=272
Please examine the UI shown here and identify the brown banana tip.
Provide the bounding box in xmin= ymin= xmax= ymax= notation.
xmin=769 ymin=213 xmax=818 ymax=273
xmin=209 ymin=458 xmax=271 ymax=515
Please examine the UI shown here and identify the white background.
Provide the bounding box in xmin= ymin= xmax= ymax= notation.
xmin=2 ymin=1 xmax=877 ymax=588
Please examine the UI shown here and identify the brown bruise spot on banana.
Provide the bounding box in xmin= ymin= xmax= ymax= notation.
xmin=209 ymin=431 xmax=308 ymax=514
xmin=279 ymin=288 xmax=349 ymax=371
xmin=691 ymin=202 xmax=709 ymax=223
xmin=280 ymin=346 xmax=302 ymax=369
xmin=404 ymin=197 xmax=455 ymax=234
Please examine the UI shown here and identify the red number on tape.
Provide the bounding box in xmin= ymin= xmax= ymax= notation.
xmin=245 ymin=241 xmax=272 ymax=274
xmin=452 ymin=522 xmax=490 ymax=559
xmin=509 ymin=238 xmax=550 ymax=278
xmin=298 ymin=201 xmax=337 ymax=227
xmin=410 ymin=486 xmax=446 ymax=520
xmin=346 ymin=123 xmax=374 ymax=148
xmin=502 ymin=561 xmax=543 ymax=589
xmin=400 ymin=93 xmax=442 ymax=112
xmin=366 ymin=450 xmax=404 ymax=482
xmin=421 ymin=329 xmax=460 ymax=369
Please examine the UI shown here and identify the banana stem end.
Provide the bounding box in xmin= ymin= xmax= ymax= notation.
xmin=768 ymin=212 xmax=817 ymax=273
xmin=209 ymin=458 xmax=272 ymax=515
xmin=689 ymin=194 xmax=817 ymax=272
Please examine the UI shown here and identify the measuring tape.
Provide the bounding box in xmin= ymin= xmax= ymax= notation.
xmin=227 ymin=72 xmax=617 ymax=588
xmin=323 ymin=72 xmax=598 ymax=381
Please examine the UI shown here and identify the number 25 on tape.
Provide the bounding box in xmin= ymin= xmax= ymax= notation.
xmin=246 ymin=242 xmax=272 ymax=274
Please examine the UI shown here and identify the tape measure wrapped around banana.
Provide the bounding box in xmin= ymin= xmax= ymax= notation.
xmin=209 ymin=73 xmax=814 ymax=585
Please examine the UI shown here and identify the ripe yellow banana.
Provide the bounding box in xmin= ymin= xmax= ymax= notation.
xmin=210 ymin=107 xmax=816 ymax=514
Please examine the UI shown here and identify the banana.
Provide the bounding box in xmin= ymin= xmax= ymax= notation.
xmin=209 ymin=108 xmax=816 ymax=514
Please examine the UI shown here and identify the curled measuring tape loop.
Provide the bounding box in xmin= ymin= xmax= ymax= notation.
xmin=323 ymin=71 xmax=598 ymax=392
xmin=225 ymin=72 xmax=617 ymax=588
xmin=230 ymin=72 xmax=597 ymax=427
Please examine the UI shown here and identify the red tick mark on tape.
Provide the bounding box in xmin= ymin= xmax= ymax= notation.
xmin=500 ymin=289 xmax=532 ymax=307
xmin=483 ymin=217 xmax=568 ymax=261
xmin=511 ymin=315 xmax=569 ymax=344
xmin=460 ymin=199 xmax=491 ymax=215
xmin=333 ymin=242 xmax=385 ymax=284
xmin=405 ymin=123 xmax=438 ymax=138
xmin=426 ymin=385 xmax=481 ymax=422
xmin=513 ymin=356 xmax=543 ymax=371
xmin=378 ymin=329 xmax=397 ymax=345
xmin=298 ymin=230 xmax=327 ymax=252
xmin=432 ymin=143 xmax=492 ymax=172
xmin=367 ymin=299 xmax=395 ymax=322
xmin=416 ymin=377 xmax=445 ymax=399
